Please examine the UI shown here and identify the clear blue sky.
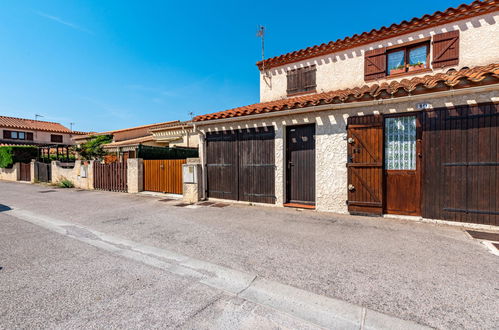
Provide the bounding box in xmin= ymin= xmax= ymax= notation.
xmin=0 ymin=0 xmax=465 ymax=132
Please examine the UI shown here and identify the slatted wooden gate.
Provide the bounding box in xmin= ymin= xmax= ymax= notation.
xmin=93 ymin=162 xmax=127 ymax=192
xmin=143 ymin=159 xmax=185 ymax=194
xmin=347 ymin=115 xmax=384 ymax=215
xmin=206 ymin=127 xmax=275 ymax=204
xmin=422 ymin=102 xmax=499 ymax=226
xmin=19 ymin=163 xmax=31 ymax=182
xmin=35 ymin=162 xmax=51 ymax=182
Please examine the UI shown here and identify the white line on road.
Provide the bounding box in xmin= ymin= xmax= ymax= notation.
xmin=6 ymin=208 xmax=430 ymax=330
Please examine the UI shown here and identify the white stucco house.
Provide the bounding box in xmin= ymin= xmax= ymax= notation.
xmin=193 ymin=0 xmax=499 ymax=227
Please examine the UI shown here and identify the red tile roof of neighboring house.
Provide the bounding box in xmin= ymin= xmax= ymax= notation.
xmin=74 ymin=120 xmax=179 ymax=140
xmin=103 ymin=136 xmax=155 ymax=148
xmin=194 ymin=64 xmax=499 ymax=122
xmin=0 ymin=116 xmax=87 ymax=134
xmin=257 ymin=0 xmax=499 ymax=70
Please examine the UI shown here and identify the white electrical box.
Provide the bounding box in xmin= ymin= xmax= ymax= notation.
xmin=183 ymin=164 xmax=197 ymax=184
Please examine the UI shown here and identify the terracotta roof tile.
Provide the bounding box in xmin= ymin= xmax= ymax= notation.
xmin=257 ymin=1 xmax=499 ymax=70
xmin=194 ymin=64 xmax=499 ymax=122
xmin=0 ymin=116 xmax=87 ymax=134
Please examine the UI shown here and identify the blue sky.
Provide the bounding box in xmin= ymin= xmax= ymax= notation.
xmin=0 ymin=0 xmax=464 ymax=132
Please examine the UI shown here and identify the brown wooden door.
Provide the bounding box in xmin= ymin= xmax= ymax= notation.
xmin=143 ymin=159 xmax=186 ymax=194
xmin=206 ymin=130 xmax=239 ymax=200
xmin=347 ymin=115 xmax=383 ymax=215
xmin=286 ymin=124 xmax=315 ymax=205
xmin=19 ymin=163 xmax=31 ymax=182
xmin=384 ymin=114 xmax=422 ymax=216
xmin=206 ymin=127 xmax=276 ymax=203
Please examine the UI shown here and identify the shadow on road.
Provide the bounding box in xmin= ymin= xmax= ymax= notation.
xmin=0 ymin=204 xmax=12 ymax=212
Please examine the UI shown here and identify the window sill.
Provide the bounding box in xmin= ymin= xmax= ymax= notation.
xmin=387 ymin=68 xmax=432 ymax=79
xmin=287 ymin=89 xmax=317 ymax=97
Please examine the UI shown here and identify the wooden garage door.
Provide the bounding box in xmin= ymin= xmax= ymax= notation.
xmin=206 ymin=127 xmax=275 ymax=204
xmin=347 ymin=115 xmax=384 ymax=215
xmin=422 ymin=103 xmax=499 ymax=226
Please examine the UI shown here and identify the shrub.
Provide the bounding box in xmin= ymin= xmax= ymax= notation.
xmin=58 ymin=179 xmax=74 ymax=188
xmin=0 ymin=146 xmax=38 ymax=168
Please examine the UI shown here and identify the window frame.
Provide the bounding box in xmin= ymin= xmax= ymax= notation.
xmin=286 ymin=65 xmax=317 ymax=96
xmin=386 ymin=41 xmax=431 ymax=77
xmin=50 ymin=134 xmax=63 ymax=143
xmin=4 ymin=130 xmax=29 ymax=140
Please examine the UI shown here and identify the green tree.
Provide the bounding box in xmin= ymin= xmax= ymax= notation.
xmin=74 ymin=135 xmax=113 ymax=160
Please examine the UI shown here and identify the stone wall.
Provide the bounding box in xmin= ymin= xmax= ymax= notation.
xmin=0 ymin=163 xmax=20 ymax=181
xmin=51 ymin=160 xmax=94 ymax=190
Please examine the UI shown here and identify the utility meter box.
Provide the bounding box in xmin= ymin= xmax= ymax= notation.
xmin=182 ymin=164 xmax=198 ymax=184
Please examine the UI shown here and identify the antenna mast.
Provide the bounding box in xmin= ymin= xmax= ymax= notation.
xmin=35 ymin=114 xmax=44 ymax=121
xmin=70 ymin=122 xmax=75 ymax=131
xmin=257 ymin=25 xmax=269 ymax=76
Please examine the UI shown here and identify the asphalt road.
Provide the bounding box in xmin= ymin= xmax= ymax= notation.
xmin=1 ymin=181 xmax=498 ymax=329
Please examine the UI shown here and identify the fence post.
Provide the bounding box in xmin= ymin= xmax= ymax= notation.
xmin=30 ymin=159 xmax=37 ymax=183
xmin=51 ymin=161 xmax=59 ymax=184
xmin=182 ymin=158 xmax=202 ymax=203
xmin=87 ymin=160 xmax=95 ymax=190
xmin=127 ymin=158 xmax=143 ymax=193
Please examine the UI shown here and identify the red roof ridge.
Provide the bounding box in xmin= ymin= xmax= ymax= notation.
xmin=0 ymin=115 xmax=67 ymax=126
xmin=257 ymin=0 xmax=499 ymax=70
xmin=194 ymin=63 xmax=499 ymax=122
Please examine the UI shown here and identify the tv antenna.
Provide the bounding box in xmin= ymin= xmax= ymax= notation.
xmin=35 ymin=114 xmax=44 ymax=121
xmin=70 ymin=122 xmax=75 ymax=131
xmin=257 ymin=25 xmax=270 ymax=79
xmin=188 ymin=111 xmax=194 ymax=120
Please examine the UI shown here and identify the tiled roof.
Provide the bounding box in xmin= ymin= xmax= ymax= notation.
xmin=103 ymin=136 xmax=154 ymax=148
xmin=74 ymin=121 xmax=179 ymax=140
xmin=0 ymin=116 xmax=87 ymax=134
xmin=194 ymin=64 xmax=499 ymax=122
xmin=149 ymin=120 xmax=193 ymax=132
xmin=257 ymin=0 xmax=499 ymax=70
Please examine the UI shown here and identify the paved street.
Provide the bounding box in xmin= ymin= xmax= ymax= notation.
xmin=1 ymin=181 xmax=498 ymax=329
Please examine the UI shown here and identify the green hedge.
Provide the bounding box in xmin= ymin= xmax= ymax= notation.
xmin=137 ymin=145 xmax=198 ymax=160
xmin=0 ymin=146 xmax=38 ymax=168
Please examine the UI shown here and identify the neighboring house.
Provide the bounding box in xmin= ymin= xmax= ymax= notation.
xmin=0 ymin=115 xmax=86 ymax=146
xmin=73 ymin=121 xmax=180 ymax=161
xmin=149 ymin=121 xmax=199 ymax=149
xmin=193 ymin=0 xmax=499 ymax=227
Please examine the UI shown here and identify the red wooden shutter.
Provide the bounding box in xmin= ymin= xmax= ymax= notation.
xmin=364 ymin=48 xmax=386 ymax=81
xmin=287 ymin=70 xmax=298 ymax=94
xmin=3 ymin=130 xmax=11 ymax=139
xmin=432 ymin=30 xmax=459 ymax=68
xmin=26 ymin=132 xmax=34 ymax=141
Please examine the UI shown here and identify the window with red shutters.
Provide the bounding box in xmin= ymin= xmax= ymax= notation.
xmin=364 ymin=48 xmax=387 ymax=81
xmin=432 ymin=30 xmax=459 ymax=68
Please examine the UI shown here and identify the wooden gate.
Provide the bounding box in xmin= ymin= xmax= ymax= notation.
xmin=93 ymin=162 xmax=127 ymax=192
xmin=422 ymin=102 xmax=499 ymax=226
xmin=206 ymin=127 xmax=275 ymax=204
xmin=347 ymin=115 xmax=384 ymax=215
xmin=35 ymin=162 xmax=51 ymax=182
xmin=19 ymin=163 xmax=31 ymax=182
xmin=143 ymin=159 xmax=185 ymax=194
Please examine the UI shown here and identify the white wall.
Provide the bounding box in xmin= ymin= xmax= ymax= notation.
xmin=51 ymin=160 xmax=94 ymax=189
xmin=260 ymin=12 xmax=499 ymax=102
xmin=199 ymin=89 xmax=498 ymax=213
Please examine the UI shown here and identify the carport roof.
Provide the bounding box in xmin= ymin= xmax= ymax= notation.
xmin=193 ymin=63 xmax=499 ymax=122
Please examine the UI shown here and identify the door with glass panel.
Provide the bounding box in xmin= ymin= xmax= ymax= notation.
xmin=384 ymin=114 xmax=422 ymax=215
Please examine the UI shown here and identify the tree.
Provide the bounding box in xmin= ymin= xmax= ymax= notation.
xmin=74 ymin=135 xmax=113 ymax=160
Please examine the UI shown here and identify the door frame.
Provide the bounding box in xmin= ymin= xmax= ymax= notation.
xmin=285 ymin=123 xmax=316 ymax=206
xmin=382 ymin=111 xmax=423 ymax=215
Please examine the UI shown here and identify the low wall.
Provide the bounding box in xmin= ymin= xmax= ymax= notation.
xmin=0 ymin=163 xmax=20 ymax=181
xmin=51 ymin=160 xmax=94 ymax=190
xmin=127 ymin=158 xmax=143 ymax=193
